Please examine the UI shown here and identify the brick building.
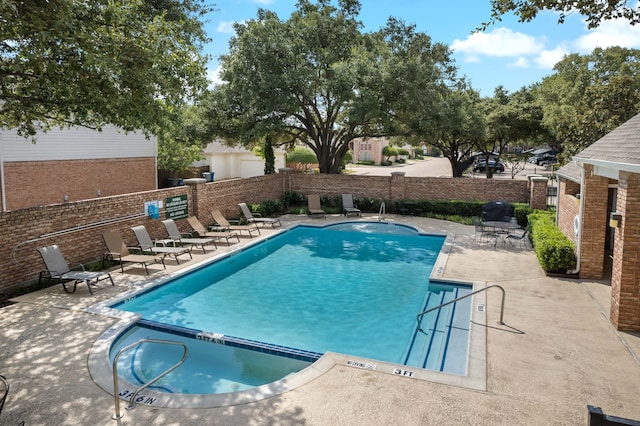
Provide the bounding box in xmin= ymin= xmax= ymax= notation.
xmin=0 ymin=125 xmax=157 ymax=211
xmin=556 ymin=113 xmax=640 ymax=331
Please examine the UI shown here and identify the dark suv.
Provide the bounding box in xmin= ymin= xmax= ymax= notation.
xmin=473 ymin=159 xmax=505 ymax=173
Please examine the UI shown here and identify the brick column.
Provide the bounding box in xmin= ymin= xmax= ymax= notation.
xmin=579 ymin=164 xmax=609 ymax=280
xmin=528 ymin=176 xmax=548 ymax=210
xmin=610 ymin=171 xmax=640 ymax=331
xmin=390 ymin=172 xmax=405 ymax=201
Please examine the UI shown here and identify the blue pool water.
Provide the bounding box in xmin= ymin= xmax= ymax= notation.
xmin=111 ymin=222 xmax=472 ymax=394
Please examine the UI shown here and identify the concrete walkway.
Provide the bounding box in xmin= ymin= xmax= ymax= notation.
xmin=1 ymin=214 xmax=639 ymax=425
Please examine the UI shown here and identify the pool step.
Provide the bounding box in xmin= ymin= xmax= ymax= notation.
xmin=403 ymin=286 xmax=472 ymax=374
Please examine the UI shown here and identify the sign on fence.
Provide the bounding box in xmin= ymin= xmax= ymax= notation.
xmin=164 ymin=195 xmax=188 ymax=220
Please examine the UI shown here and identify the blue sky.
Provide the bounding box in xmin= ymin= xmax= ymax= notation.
xmin=204 ymin=0 xmax=640 ymax=96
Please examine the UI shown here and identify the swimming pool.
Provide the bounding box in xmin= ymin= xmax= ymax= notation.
xmin=95 ymin=221 xmax=475 ymax=403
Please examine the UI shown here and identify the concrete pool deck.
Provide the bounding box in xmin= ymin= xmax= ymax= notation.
xmin=1 ymin=214 xmax=640 ymax=425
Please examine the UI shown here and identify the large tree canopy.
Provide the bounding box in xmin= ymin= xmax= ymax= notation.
xmin=1 ymin=0 xmax=212 ymax=137
xmin=537 ymin=46 xmax=640 ymax=160
xmin=201 ymin=0 xmax=457 ymax=173
xmin=484 ymin=0 xmax=640 ymax=29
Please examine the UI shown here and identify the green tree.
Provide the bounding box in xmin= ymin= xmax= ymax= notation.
xmin=156 ymin=106 xmax=206 ymax=172
xmin=1 ymin=0 xmax=212 ymax=138
xmin=402 ymin=84 xmax=485 ymax=177
xmin=264 ymin=135 xmax=276 ymax=175
xmin=286 ymin=146 xmax=318 ymax=173
xmin=201 ymin=0 xmax=456 ymax=173
xmin=483 ymin=0 xmax=640 ymax=29
xmin=538 ymin=47 xmax=640 ymax=160
xmin=382 ymin=145 xmax=398 ymax=162
xmin=479 ymin=86 xmax=546 ymax=177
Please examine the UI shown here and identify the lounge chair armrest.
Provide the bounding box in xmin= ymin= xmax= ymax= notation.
xmin=127 ymin=246 xmax=143 ymax=254
xmin=70 ymin=263 xmax=87 ymax=271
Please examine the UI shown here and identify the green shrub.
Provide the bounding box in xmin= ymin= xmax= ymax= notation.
xmin=357 ymin=160 xmax=375 ymax=166
xmin=282 ymin=191 xmax=306 ymax=208
xmin=529 ymin=211 xmax=576 ymax=272
xmin=253 ymin=199 xmax=283 ymax=216
xmin=380 ymin=161 xmax=392 ymax=166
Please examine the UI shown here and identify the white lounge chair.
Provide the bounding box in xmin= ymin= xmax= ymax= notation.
xmin=37 ymin=245 xmax=114 ymax=294
xmin=161 ymin=219 xmax=217 ymax=253
xmin=238 ymin=203 xmax=281 ymax=227
xmin=102 ymin=230 xmax=165 ymax=274
xmin=186 ymin=216 xmax=240 ymax=245
xmin=131 ymin=225 xmax=192 ymax=264
xmin=210 ymin=210 xmax=260 ymax=237
xmin=341 ymin=194 xmax=361 ymax=217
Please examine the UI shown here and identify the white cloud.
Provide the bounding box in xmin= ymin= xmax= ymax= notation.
xmin=509 ymin=57 xmax=530 ymax=68
xmin=253 ymin=0 xmax=274 ymax=4
xmin=451 ymin=27 xmax=545 ymax=58
xmin=217 ymin=21 xmax=237 ymax=34
xmin=207 ymin=65 xmax=223 ymax=87
xmin=534 ymin=45 xmax=570 ymax=68
xmin=574 ymin=19 xmax=640 ymax=53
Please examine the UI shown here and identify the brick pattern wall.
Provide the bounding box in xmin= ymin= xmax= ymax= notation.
xmin=610 ymin=171 xmax=640 ymax=331
xmin=579 ymin=165 xmax=610 ymax=279
xmin=2 ymin=186 xmax=191 ymax=289
xmin=3 ymin=157 xmax=156 ymax=210
xmin=529 ymin=177 xmax=549 ymax=210
xmin=1 ymin=172 xmax=532 ymax=293
xmin=288 ymin=174 xmax=529 ymax=203
xmin=193 ymin=174 xmax=284 ymax=225
xmin=557 ymin=180 xmax=580 ymax=244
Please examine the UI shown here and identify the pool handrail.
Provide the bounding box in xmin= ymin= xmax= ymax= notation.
xmin=112 ymin=338 xmax=188 ymax=420
xmin=416 ymin=284 xmax=506 ymax=332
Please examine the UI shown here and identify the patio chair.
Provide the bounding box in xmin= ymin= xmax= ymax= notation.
xmin=0 ymin=375 xmax=8 ymax=418
xmin=36 ymin=245 xmax=114 ymax=295
xmin=210 ymin=210 xmax=260 ymax=237
xmin=102 ymin=230 xmax=166 ymax=274
xmin=131 ymin=225 xmax=192 ymax=264
xmin=161 ymin=219 xmax=217 ymax=253
xmin=472 ymin=217 xmax=492 ymax=244
xmin=341 ymin=194 xmax=361 ymax=217
xmin=506 ymin=224 xmax=530 ymax=248
xmin=307 ymin=194 xmax=326 ymax=218
xmin=186 ymin=216 xmax=240 ymax=245
xmin=238 ymin=203 xmax=281 ymax=228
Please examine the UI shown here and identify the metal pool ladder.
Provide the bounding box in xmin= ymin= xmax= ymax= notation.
xmin=112 ymin=338 xmax=188 ymax=420
xmin=416 ymin=284 xmax=506 ymax=333
xmin=378 ymin=202 xmax=386 ymax=221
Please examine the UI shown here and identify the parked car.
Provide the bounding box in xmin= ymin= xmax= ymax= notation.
xmin=528 ymin=153 xmax=556 ymax=165
xmin=474 ymin=159 xmax=505 ymax=173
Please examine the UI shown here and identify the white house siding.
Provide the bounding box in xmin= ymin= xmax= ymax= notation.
xmin=197 ymin=141 xmax=286 ymax=180
xmin=0 ymin=125 xmax=157 ymax=211
xmin=1 ymin=125 xmax=156 ymax=161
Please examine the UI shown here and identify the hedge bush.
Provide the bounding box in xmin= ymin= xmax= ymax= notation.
xmin=529 ymin=210 xmax=576 ymax=273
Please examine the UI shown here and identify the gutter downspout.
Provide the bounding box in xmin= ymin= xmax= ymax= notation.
xmin=567 ymin=164 xmax=584 ymax=275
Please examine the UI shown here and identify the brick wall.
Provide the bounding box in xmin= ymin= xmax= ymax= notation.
xmin=1 ymin=172 xmax=532 ymax=293
xmin=557 ymin=180 xmax=581 ymax=244
xmin=579 ymin=165 xmax=610 ymax=279
xmin=3 ymin=157 xmax=156 ymax=210
xmin=287 ymin=173 xmax=529 ymax=203
xmin=610 ymin=171 xmax=640 ymax=331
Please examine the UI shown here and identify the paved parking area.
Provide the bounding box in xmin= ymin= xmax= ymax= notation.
xmin=1 ymin=214 xmax=639 ymax=425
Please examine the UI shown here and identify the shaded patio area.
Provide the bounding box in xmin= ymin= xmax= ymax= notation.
xmin=1 ymin=214 xmax=639 ymax=425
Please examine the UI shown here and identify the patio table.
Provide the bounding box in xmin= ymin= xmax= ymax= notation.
xmin=482 ymin=220 xmax=522 ymax=246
